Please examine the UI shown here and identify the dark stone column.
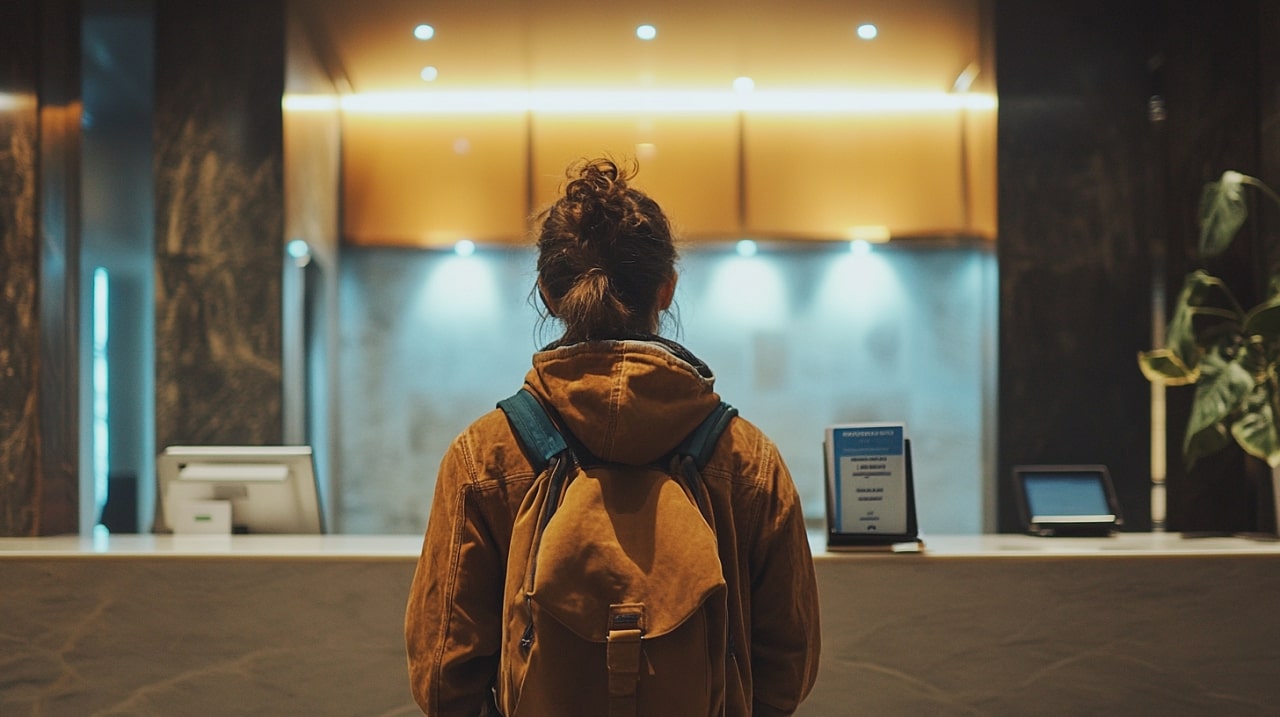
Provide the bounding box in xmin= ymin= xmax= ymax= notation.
xmin=37 ymin=0 xmax=83 ymax=536
xmin=153 ymin=1 xmax=285 ymax=449
xmin=0 ymin=0 xmax=81 ymax=537
xmin=995 ymin=0 xmax=1160 ymax=531
xmin=1266 ymin=3 xmax=1280 ymax=231
xmin=0 ymin=0 xmax=43 ymax=535
xmin=1155 ymin=1 xmax=1266 ymax=532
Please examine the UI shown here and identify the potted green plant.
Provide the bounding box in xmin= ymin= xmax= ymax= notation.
xmin=1139 ymin=171 xmax=1280 ymax=528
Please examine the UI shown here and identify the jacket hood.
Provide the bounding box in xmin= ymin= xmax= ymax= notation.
xmin=522 ymin=339 xmax=722 ymax=465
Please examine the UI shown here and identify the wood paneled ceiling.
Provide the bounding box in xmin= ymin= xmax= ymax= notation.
xmin=300 ymin=0 xmax=988 ymax=95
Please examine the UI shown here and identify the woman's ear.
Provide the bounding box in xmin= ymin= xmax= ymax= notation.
xmin=656 ymin=272 xmax=678 ymax=311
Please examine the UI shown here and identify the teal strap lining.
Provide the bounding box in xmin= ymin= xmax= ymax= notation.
xmin=499 ymin=390 xmax=736 ymax=472
xmin=679 ymin=402 xmax=738 ymax=468
xmin=497 ymin=389 xmax=567 ymax=472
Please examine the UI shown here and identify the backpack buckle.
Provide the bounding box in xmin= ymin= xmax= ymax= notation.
xmin=607 ymin=603 xmax=646 ymax=716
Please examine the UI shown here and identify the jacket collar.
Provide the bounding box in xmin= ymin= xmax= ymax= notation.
xmin=523 ymin=337 xmax=721 ymax=465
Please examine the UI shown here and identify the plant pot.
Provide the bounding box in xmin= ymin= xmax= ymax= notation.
xmin=1178 ymin=447 xmax=1247 ymax=532
xmin=1243 ymin=456 xmax=1279 ymax=537
xmin=1174 ymin=447 xmax=1277 ymax=534
xmin=1272 ymin=464 xmax=1280 ymax=538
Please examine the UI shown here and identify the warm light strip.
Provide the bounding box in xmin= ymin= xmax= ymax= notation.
xmin=0 ymin=92 xmax=37 ymax=111
xmin=282 ymin=94 xmax=341 ymax=112
xmin=284 ymin=90 xmax=997 ymax=115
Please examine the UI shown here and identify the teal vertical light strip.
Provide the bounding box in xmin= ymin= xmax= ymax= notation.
xmin=92 ymin=267 xmax=109 ymax=523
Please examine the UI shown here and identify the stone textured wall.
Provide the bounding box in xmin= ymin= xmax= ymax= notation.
xmin=0 ymin=1 xmax=42 ymax=535
xmin=153 ymin=1 xmax=286 ymax=450
xmin=995 ymin=0 xmax=1159 ymax=531
xmin=0 ymin=0 xmax=80 ymax=537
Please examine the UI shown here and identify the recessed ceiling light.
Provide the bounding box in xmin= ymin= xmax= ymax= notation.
xmin=856 ymin=23 xmax=878 ymax=40
xmin=414 ymin=24 xmax=435 ymax=41
xmin=420 ymin=66 xmax=439 ymax=82
xmin=636 ymin=24 xmax=657 ymax=41
xmin=732 ymin=76 xmax=755 ymax=93
xmin=847 ymin=225 xmax=891 ymax=242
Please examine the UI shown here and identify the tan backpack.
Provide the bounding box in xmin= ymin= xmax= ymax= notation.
xmin=495 ymin=388 xmax=738 ymax=717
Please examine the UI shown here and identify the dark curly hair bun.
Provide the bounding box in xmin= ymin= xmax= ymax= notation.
xmin=536 ymin=157 xmax=677 ymax=343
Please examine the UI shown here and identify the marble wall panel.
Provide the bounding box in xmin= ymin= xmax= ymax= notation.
xmin=0 ymin=0 xmax=41 ymax=536
xmin=153 ymin=1 xmax=286 ymax=449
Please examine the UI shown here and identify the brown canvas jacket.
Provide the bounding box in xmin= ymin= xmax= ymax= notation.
xmin=405 ymin=339 xmax=821 ymax=716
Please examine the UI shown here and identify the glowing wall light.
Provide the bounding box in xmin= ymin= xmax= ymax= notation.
xmin=92 ymin=268 xmax=110 ymax=525
xmin=846 ymin=225 xmax=891 ymax=243
xmin=0 ymin=92 xmax=36 ymax=111
xmin=281 ymin=94 xmax=341 ymax=112
xmin=418 ymin=253 xmax=500 ymax=326
xmin=816 ymin=248 xmax=903 ymax=319
xmin=704 ymin=255 xmax=788 ymax=328
xmin=287 ymin=238 xmax=312 ymax=265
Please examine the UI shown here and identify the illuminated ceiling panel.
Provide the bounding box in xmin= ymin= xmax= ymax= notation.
xmin=301 ymin=0 xmax=987 ymax=94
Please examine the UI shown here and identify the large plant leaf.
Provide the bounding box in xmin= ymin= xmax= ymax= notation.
xmin=1198 ymin=170 xmax=1249 ymax=257
xmin=1161 ymin=271 xmax=1244 ymax=370
xmin=1183 ymin=346 xmax=1255 ymax=467
xmin=1137 ymin=348 xmax=1198 ymax=385
xmin=1243 ymin=293 xmax=1280 ymax=341
xmin=1233 ymin=380 xmax=1280 ymax=467
xmin=1185 ymin=418 xmax=1234 ymax=469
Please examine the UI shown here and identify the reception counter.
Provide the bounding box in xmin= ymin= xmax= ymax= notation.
xmin=3 ymin=532 xmax=1279 ymax=716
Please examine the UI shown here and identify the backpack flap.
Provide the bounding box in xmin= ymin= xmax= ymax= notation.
xmin=530 ymin=464 xmax=727 ymax=642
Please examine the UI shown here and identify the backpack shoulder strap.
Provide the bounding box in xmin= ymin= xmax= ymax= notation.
xmin=677 ymin=401 xmax=738 ymax=468
xmin=500 ymin=390 xmax=737 ymax=471
xmin=673 ymin=402 xmax=738 ymax=523
xmin=497 ymin=388 xmax=567 ymax=472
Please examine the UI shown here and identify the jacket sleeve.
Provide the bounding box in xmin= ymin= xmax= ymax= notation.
xmin=748 ymin=441 xmax=821 ymax=716
xmin=406 ymin=433 xmax=504 ymax=717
